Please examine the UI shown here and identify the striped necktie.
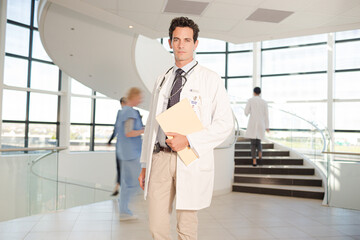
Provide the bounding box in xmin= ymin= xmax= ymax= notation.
xmin=167 ymin=68 xmax=184 ymax=109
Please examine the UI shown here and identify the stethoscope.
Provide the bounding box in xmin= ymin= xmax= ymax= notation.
xmin=157 ymin=61 xmax=198 ymax=98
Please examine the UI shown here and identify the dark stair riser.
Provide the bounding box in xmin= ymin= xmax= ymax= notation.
xmin=233 ymin=186 xmax=324 ymax=200
xmin=235 ymin=167 xmax=315 ymax=175
xmin=234 ymin=176 xmax=323 ymax=187
xmin=235 ymin=151 xmax=289 ymax=157
xmin=235 ymin=158 xmax=303 ymax=165
xmin=235 ymin=143 xmax=274 ymax=150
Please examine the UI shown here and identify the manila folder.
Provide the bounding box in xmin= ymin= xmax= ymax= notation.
xmin=156 ymin=98 xmax=203 ymax=166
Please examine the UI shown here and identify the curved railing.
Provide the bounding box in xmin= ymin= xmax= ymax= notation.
xmin=232 ymin=101 xmax=331 ymax=161
xmin=231 ymin=99 xmax=332 ymax=203
xmin=0 ymin=147 xmax=114 ymax=222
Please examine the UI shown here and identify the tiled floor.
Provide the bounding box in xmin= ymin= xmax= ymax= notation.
xmin=1 ymin=192 xmax=360 ymax=240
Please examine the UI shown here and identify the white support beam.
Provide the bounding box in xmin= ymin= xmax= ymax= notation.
xmin=253 ymin=42 xmax=261 ymax=88
xmin=58 ymin=72 xmax=71 ymax=153
xmin=327 ymin=33 xmax=335 ymax=152
xmin=0 ymin=0 xmax=8 ymax=149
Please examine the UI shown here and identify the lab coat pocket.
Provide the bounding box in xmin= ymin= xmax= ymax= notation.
xmin=198 ymin=151 xmax=214 ymax=171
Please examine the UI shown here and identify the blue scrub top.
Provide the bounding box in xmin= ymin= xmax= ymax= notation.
xmin=116 ymin=106 xmax=143 ymax=161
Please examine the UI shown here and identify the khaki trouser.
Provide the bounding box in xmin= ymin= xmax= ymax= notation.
xmin=148 ymin=151 xmax=198 ymax=240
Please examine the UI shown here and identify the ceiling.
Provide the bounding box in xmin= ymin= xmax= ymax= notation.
xmin=38 ymin=0 xmax=360 ymax=109
xmin=47 ymin=0 xmax=360 ymax=44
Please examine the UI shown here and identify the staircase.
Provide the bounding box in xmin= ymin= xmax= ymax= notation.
xmin=232 ymin=140 xmax=325 ymax=200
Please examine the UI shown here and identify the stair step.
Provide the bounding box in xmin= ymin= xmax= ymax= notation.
xmin=235 ymin=142 xmax=274 ymax=150
xmin=234 ymin=174 xmax=322 ymax=180
xmin=235 ymin=165 xmax=315 ymax=175
xmin=235 ymin=157 xmax=303 ymax=165
xmin=232 ymin=183 xmax=324 ymax=199
xmin=234 ymin=174 xmax=323 ymax=186
xmin=235 ymin=149 xmax=289 ymax=157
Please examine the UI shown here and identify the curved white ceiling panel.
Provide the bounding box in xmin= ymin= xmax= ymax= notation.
xmin=134 ymin=35 xmax=174 ymax=94
xmin=38 ymin=1 xmax=173 ymax=109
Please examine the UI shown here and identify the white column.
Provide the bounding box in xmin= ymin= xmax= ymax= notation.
xmin=59 ymin=72 xmax=71 ymax=152
xmin=327 ymin=33 xmax=335 ymax=152
xmin=0 ymin=0 xmax=7 ymax=148
xmin=252 ymin=42 xmax=261 ymax=88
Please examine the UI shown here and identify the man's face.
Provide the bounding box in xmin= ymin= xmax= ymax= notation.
xmin=168 ymin=27 xmax=198 ymax=65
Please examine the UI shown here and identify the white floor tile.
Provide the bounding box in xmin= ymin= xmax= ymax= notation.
xmin=334 ymin=224 xmax=360 ymax=235
xmin=0 ymin=232 xmax=28 ymax=240
xmin=264 ymin=226 xmax=311 ymax=239
xmin=68 ymin=231 xmax=111 ymax=240
xmin=40 ymin=212 xmax=80 ymax=221
xmin=315 ymin=237 xmax=355 ymax=240
xmin=77 ymin=212 xmax=113 ymax=221
xmin=23 ymin=232 xmax=70 ymax=240
xmin=0 ymin=221 xmax=37 ymax=233
xmin=32 ymin=220 xmax=75 ymax=232
xmin=297 ymin=225 xmax=347 ymax=237
xmin=112 ymin=229 xmax=153 ymax=240
xmin=198 ymin=227 xmax=236 ymax=240
xmin=72 ymin=221 xmax=112 ymax=232
xmin=1 ymin=192 xmax=360 ymax=240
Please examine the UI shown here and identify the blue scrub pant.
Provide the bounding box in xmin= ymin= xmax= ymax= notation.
xmin=119 ymin=158 xmax=141 ymax=215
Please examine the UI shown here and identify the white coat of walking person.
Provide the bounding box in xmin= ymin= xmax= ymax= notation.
xmin=245 ymin=87 xmax=269 ymax=167
xmin=138 ymin=16 xmax=234 ymax=240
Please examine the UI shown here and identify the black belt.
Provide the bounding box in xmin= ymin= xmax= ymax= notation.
xmin=159 ymin=146 xmax=172 ymax=152
xmin=154 ymin=142 xmax=172 ymax=153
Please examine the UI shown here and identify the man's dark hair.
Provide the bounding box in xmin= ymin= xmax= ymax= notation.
xmin=120 ymin=97 xmax=126 ymax=104
xmin=254 ymin=87 xmax=261 ymax=95
xmin=169 ymin=17 xmax=200 ymax=42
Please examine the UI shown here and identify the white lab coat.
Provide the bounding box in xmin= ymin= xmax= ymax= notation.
xmin=244 ymin=96 xmax=269 ymax=140
xmin=140 ymin=64 xmax=234 ymax=210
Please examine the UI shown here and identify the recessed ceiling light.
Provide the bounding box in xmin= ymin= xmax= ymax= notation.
xmin=70 ymin=27 xmax=75 ymax=30
xmin=129 ymin=25 xmax=133 ymax=29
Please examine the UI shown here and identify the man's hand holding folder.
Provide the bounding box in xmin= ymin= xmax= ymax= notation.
xmin=156 ymin=98 xmax=203 ymax=166
xmin=165 ymin=132 xmax=189 ymax=152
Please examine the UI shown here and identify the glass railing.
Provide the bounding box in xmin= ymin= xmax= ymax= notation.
xmin=0 ymin=147 xmax=113 ymax=222
xmin=232 ymin=101 xmax=330 ymax=159
xmin=231 ymin=99 xmax=332 ymax=203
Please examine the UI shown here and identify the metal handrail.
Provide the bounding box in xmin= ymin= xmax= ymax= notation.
xmin=30 ymin=148 xmax=112 ymax=193
xmin=268 ymin=105 xmax=331 ymax=152
xmin=0 ymin=147 xmax=67 ymax=152
xmin=322 ymin=151 xmax=360 ymax=156
xmin=234 ymin=102 xmax=331 ymax=152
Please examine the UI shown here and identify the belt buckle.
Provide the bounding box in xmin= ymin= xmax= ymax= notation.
xmin=153 ymin=143 xmax=160 ymax=153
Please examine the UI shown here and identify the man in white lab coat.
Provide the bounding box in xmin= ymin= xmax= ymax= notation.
xmin=245 ymin=87 xmax=269 ymax=166
xmin=138 ymin=17 xmax=233 ymax=240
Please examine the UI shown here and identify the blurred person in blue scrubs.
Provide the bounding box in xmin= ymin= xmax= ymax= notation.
xmin=108 ymin=97 xmax=127 ymax=196
xmin=117 ymin=87 xmax=144 ymax=221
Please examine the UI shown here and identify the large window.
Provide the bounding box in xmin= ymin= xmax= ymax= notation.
xmin=2 ymin=0 xmax=61 ymax=150
xmin=334 ymin=30 xmax=360 ymax=152
xmin=260 ymin=34 xmax=329 ymax=151
xmin=69 ymin=80 xmax=120 ymax=152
